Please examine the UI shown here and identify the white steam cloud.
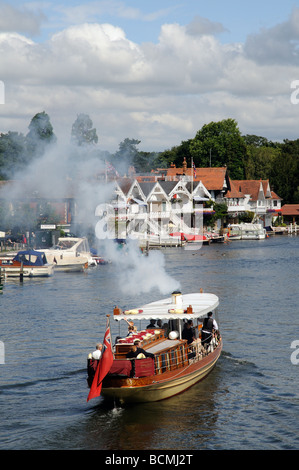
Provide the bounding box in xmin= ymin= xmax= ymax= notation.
xmin=100 ymin=239 xmax=180 ymax=295
xmin=0 ymin=136 xmax=180 ymax=296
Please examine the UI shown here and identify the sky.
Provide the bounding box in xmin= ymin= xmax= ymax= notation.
xmin=1 ymin=0 xmax=299 ymax=153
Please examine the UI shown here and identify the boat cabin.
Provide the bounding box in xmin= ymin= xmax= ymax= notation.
xmin=107 ymin=291 xmax=219 ymax=377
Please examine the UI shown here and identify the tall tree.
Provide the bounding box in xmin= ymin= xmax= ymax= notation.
xmin=26 ymin=111 xmax=56 ymax=158
xmin=244 ymin=145 xmax=281 ymax=180
xmin=111 ymin=138 xmax=141 ymax=175
xmin=158 ymin=139 xmax=193 ymax=169
xmin=0 ymin=131 xmax=27 ymax=179
xmin=189 ymin=119 xmax=247 ymax=179
xmin=270 ymin=139 xmax=299 ymax=204
xmin=71 ymin=114 xmax=98 ymax=146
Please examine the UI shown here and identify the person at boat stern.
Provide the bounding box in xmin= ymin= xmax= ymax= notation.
xmin=201 ymin=312 xmax=218 ymax=348
xmin=92 ymin=343 xmax=103 ymax=360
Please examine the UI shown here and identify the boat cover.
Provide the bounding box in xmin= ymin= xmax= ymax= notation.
xmin=108 ymin=360 xmax=132 ymax=376
xmin=114 ymin=293 xmax=219 ymax=322
xmin=134 ymin=357 xmax=155 ymax=377
xmin=13 ymin=250 xmax=48 ymax=266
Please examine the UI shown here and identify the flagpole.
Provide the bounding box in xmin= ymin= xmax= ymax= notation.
xmin=191 ymin=157 xmax=194 ymax=233
xmin=106 ymin=314 xmax=115 ymax=359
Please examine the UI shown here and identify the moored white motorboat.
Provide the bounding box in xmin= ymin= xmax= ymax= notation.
xmin=228 ymin=223 xmax=266 ymax=240
xmin=36 ymin=237 xmax=94 ymax=271
xmin=87 ymin=290 xmax=222 ymax=404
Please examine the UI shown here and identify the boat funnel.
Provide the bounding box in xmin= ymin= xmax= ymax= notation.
xmin=171 ymin=290 xmax=183 ymax=308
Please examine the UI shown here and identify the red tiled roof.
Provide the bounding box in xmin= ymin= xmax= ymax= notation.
xmin=166 ymin=166 xmax=229 ymax=190
xmin=281 ymin=204 xmax=299 ymax=216
xmin=271 ymin=191 xmax=282 ymax=200
xmin=225 ymin=179 xmax=244 ymax=198
xmin=233 ymin=180 xmax=270 ymax=201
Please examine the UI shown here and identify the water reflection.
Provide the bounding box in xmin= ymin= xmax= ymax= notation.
xmin=82 ymin=367 xmax=222 ymax=450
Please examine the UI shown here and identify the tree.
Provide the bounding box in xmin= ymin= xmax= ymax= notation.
xmin=244 ymin=145 xmax=281 ymax=180
xmin=26 ymin=111 xmax=56 ymax=158
xmin=270 ymin=139 xmax=299 ymax=204
xmin=111 ymin=138 xmax=141 ymax=175
xmin=0 ymin=131 xmax=27 ymax=179
xmin=158 ymin=139 xmax=193 ymax=169
xmin=132 ymin=151 xmax=160 ymax=173
xmin=189 ymin=119 xmax=247 ymax=179
xmin=71 ymin=114 xmax=98 ymax=146
xmin=204 ymin=200 xmax=228 ymax=227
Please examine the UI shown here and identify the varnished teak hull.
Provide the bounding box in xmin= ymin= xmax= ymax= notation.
xmin=101 ymin=340 xmax=222 ymax=403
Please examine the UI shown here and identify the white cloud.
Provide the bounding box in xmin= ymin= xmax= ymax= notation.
xmin=0 ymin=2 xmax=45 ymax=35
xmin=0 ymin=15 xmax=299 ymax=152
xmin=244 ymin=7 xmax=299 ymax=65
xmin=186 ymin=15 xmax=228 ymax=36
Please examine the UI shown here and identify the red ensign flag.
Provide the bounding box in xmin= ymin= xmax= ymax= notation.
xmin=87 ymin=318 xmax=114 ymax=402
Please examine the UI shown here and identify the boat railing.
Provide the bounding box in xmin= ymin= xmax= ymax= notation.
xmin=110 ymin=329 xmax=221 ymax=377
xmin=154 ymin=342 xmax=189 ymax=374
xmin=153 ymin=333 xmax=221 ymax=375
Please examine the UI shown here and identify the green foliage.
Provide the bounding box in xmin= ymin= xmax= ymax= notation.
xmin=1 ymin=113 xmax=299 ymax=205
xmin=111 ymin=138 xmax=141 ymax=174
xmin=270 ymin=139 xmax=299 ymax=204
xmin=26 ymin=111 xmax=56 ymax=158
xmin=204 ymin=200 xmax=228 ymax=225
xmin=238 ymin=211 xmax=255 ymax=223
xmin=0 ymin=131 xmax=27 ymax=178
xmin=189 ymin=119 xmax=246 ymax=179
xmin=244 ymin=145 xmax=281 ymax=180
xmin=71 ymin=113 xmax=98 ymax=146
xmin=158 ymin=139 xmax=193 ymax=168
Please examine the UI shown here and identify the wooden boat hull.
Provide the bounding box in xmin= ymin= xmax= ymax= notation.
xmin=101 ymin=340 xmax=222 ymax=403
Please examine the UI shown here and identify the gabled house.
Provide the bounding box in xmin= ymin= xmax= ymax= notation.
xmin=226 ymin=180 xmax=282 ymax=226
xmin=165 ymin=159 xmax=231 ymax=201
xmin=281 ymin=204 xmax=299 ymax=224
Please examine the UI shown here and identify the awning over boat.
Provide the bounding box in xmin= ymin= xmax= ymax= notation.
xmin=113 ymin=292 xmax=219 ymax=322
xmin=13 ymin=250 xmax=48 ymax=266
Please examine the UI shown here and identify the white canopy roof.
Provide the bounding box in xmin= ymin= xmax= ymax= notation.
xmin=113 ymin=292 xmax=219 ymax=322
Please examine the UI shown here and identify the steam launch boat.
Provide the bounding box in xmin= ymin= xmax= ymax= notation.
xmin=87 ymin=290 xmax=222 ymax=404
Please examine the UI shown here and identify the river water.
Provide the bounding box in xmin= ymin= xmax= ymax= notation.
xmin=0 ymin=235 xmax=298 ymax=451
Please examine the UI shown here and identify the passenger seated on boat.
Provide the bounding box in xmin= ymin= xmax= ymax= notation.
xmin=127 ymin=326 xmax=135 ymax=336
xmin=124 ymin=318 xmax=137 ymax=334
xmin=126 ymin=339 xmax=155 ymax=360
xmin=201 ymin=312 xmax=218 ymax=348
xmin=182 ymin=320 xmax=196 ymax=344
xmin=146 ymin=319 xmax=156 ymax=329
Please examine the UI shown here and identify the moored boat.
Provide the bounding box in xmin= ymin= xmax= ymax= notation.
xmin=36 ymin=237 xmax=94 ymax=271
xmin=227 ymin=223 xmax=266 ymax=240
xmin=87 ymin=290 xmax=222 ymax=404
xmin=0 ymin=249 xmax=54 ymax=277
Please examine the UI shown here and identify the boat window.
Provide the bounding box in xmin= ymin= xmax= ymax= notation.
xmin=28 ymin=254 xmax=38 ymax=264
xmin=170 ymin=350 xmax=177 ymax=369
xmin=161 ymin=353 xmax=169 ymax=372
xmin=178 ymin=345 xmax=187 ymax=366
